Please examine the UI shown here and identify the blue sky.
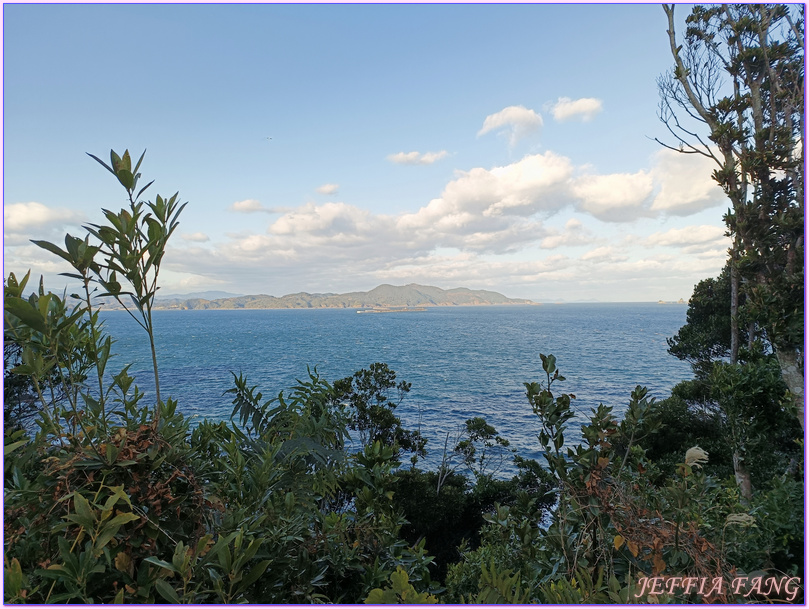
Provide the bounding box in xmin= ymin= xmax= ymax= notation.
xmin=3 ymin=3 xmax=730 ymax=302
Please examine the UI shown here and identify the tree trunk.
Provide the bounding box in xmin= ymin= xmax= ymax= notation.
xmin=733 ymin=451 xmax=753 ymax=505
xmin=774 ymin=348 xmax=805 ymax=432
xmin=729 ymin=260 xmax=740 ymax=364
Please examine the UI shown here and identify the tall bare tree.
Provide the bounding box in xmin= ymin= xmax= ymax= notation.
xmin=658 ymin=4 xmax=804 ymax=430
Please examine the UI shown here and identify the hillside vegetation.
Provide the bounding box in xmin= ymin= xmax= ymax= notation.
xmin=147 ymin=283 xmax=537 ymax=310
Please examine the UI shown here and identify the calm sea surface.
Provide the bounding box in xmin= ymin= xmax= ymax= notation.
xmin=99 ymin=304 xmax=691 ymax=468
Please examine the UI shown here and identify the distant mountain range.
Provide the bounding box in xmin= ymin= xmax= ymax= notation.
xmin=143 ymin=284 xmax=537 ymax=310
xmin=157 ymin=290 xmax=244 ymax=301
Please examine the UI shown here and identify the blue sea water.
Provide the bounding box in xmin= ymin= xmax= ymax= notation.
xmin=99 ymin=303 xmax=692 ymax=468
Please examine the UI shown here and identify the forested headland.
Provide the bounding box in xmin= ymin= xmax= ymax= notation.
xmin=4 ymin=5 xmax=803 ymax=604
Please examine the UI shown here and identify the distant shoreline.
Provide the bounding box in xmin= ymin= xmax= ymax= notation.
xmin=99 ymin=301 xmax=542 ymax=312
xmin=95 ymin=301 xmax=689 ymax=313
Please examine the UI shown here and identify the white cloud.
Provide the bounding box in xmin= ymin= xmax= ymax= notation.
xmin=12 ymin=147 xmax=728 ymax=302
xmin=229 ymin=199 xmax=282 ymax=213
xmin=571 ymin=171 xmax=654 ymax=222
xmin=644 ymin=225 xmax=728 ymax=251
xmin=373 ymin=251 xmax=573 ymax=286
xmin=230 ymin=199 xmax=263 ymax=213
xmin=316 ymin=183 xmax=339 ymax=195
xmin=478 ymin=105 xmax=543 ymax=146
xmin=181 ymin=232 xmax=210 ymax=242
xmin=4 ymin=201 xmax=84 ymax=232
xmin=397 ymin=152 xmax=574 ymax=251
xmin=387 ymin=150 xmax=449 ymax=165
xmin=580 ymin=245 xmax=628 ymax=263
xmin=539 ymin=218 xmax=595 ymax=249
xmin=650 ymin=149 xmax=726 ymax=215
xmin=551 ymin=97 xmax=603 ymax=122
xmin=269 ymin=202 xmax=380 ymax=241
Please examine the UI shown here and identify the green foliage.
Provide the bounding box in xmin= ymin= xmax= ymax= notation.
xmin=394 ymin=462 xmax=556 ymax=583
xmin=364 ymin=566 xmax=438 ymax=604
xmin=447 ymin=352 xmax=803 ymax=603
xmin=4 ymin=341 xmax=42 ymax=431
xmin=453 ymin=416 xmax=514 ymax=481
xmin=708 ymin=356 xmax=801 ymax=488
xmin=4 ymin=149 xmax=441 ymax=605
xmin=638 ymin=392 xmax=733 ymax=483
xmin=667 ymin=264 xmax=750 ymax=375
xmin=725 ymin=471 xmax=804 ymax=575
xmin=333 ymin=363 xmax=426 ymax=462
xmin=462 ymin=560 xmax=530 ymax=604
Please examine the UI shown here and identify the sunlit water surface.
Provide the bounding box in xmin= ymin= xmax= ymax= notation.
xmin=99 ymin=304 xmax=691 ymax=469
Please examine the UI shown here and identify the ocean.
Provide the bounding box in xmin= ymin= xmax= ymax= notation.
xmin=99 ymin=303 xmax=692 ymax=469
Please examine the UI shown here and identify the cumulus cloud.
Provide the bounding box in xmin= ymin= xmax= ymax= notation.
xmin=181 ymin=232 xmax=210 ymax=242
xmin=387 ymin=150 xmax=449 ymax=165
xmin=270 ymin=202 xmax=378 ymax=240
xmin=316 ymin=183 xmax=339 ymax=195
xmin=571 ymin=171 xmax=655 ymax=222
xmin=550 ymin=97 xmax=603 ymax=122
xmin=644 ymin=225 xmax=728 ymax=252
xmin=540 ymin=218 xmax=596 ymax=249
xmin=229 ymin=199 xmax=282 ymax=213
xmin=397 ymin=152 xmax=573 ymax=251
xmin=650 ymin=149 xmax=726 ymax=215
xmin=372 ymin=251 xmax=574 ymax=286
xmin=4 ymin=201 xmax=84 ymax=233
xmin=580 ymin=245 xmax=629 ymax=263
xmin=478 ymin=105 xmax=543 ymax=146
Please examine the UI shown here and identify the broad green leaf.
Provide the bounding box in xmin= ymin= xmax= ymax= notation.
xmin=238 ymin=559 xmax=271 ymax=591
xmin=116 ymin=169 xmax=134 ymax=190
xmin=154 ymin=579 xmax=180 ymax=603
xmin=364 ymin=588 xmax=397 ymax=604
xmin=4 ymin=298 xmax=48 ymax=334
xmin=106 ymin=512 xmax=140 ymax=527
xmin=110 ymin=149 xmax=123 ymax=171
xmin=67 ymin=493 xmax=96 ymax=530
xmin=121 ymin=149 xmax=132 ymax=171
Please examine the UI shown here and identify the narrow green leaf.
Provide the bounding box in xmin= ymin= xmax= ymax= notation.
xmin=143 ymin=557 xmax=177 ymax=573
xmin=133 ymin=149 xmax=146 ymax=174
xmin=87 ymin=152 xmax=115 ymax=175
xmin=30 ymin=239 xmax=72 ymax=264
xmin=136 ymin=179 xmax=155 ymax=201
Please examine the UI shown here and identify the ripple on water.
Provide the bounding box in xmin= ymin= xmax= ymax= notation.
xmin=100 ymin=304 xmax=691 ymax=470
